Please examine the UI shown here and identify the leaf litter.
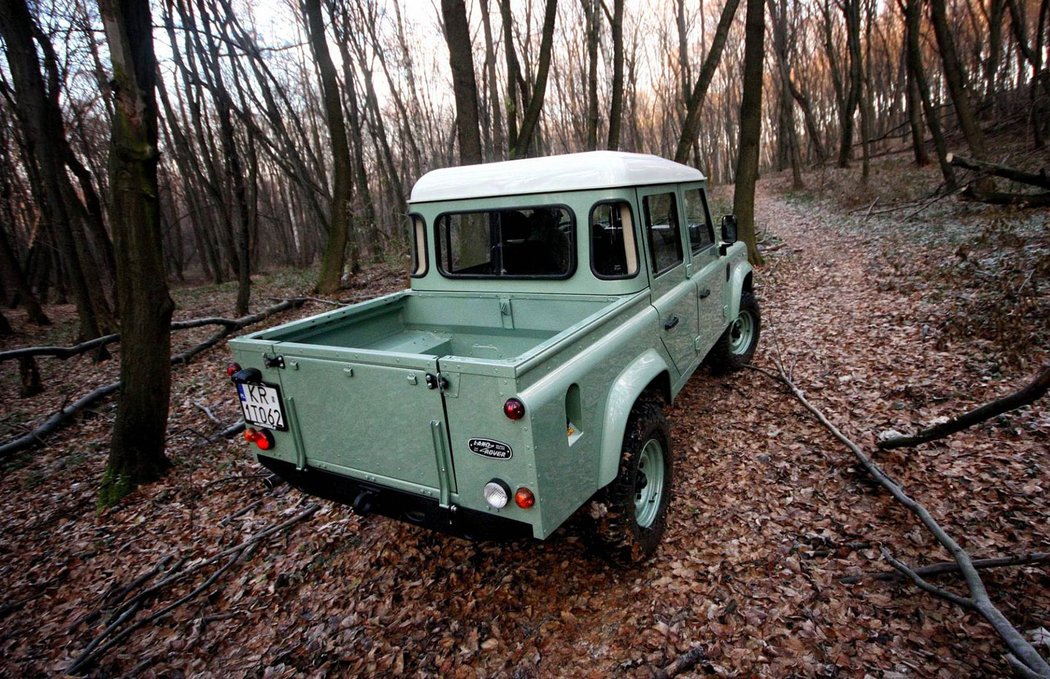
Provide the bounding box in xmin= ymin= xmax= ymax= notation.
xmin=0 ymin=166 xmax=1047 ymax=677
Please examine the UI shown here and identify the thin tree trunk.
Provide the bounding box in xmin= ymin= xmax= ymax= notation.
xmin=733 ymin=0 xmax=765 ymax=266
xmin=441 ymin=0 xmax=484 ymax=164
xmin=510 ymin=0 xmax=558 ymax=159
xmin=900 ymin=0 xmax=957 ymax=189
xmin=674 ymin=0 xmax=742 ymax=163
xmin=98 ymin=0 xmax=175 ymax=505
xmin=928 ymin=0 xmax=988 ymax=159
xmin=304 ymin=0 xmax=357 ymax=293
xmin=583 ymin=0 xmax=600 ymax=151
xmin=606 ymin=0 xmax=624 ymax=150
xmin=479 ymin=0 xmax=505 ymax=159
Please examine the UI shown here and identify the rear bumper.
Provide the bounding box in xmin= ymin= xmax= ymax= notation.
xmin=256 ymin=456 xmax=533 ymax=541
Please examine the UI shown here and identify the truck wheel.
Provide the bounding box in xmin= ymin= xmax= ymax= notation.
xmin=709 ymin=290 xmax=760 ymax=374
xmin=586 ymin=399 xmax=673 ymax=565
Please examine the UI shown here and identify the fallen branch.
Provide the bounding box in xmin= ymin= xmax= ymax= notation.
xmin=0 ymin=299 xmax=305 ymax=459
xmin=958 ymin=187 xmax=1050 ymax=208
xmin=840 ymin=552 xmax=1050 ymax=584
xmin=878 ymin=365 xmax=1050 ymax=449
xmin=68 ymin=503 xmax=319 ymax=674
xmin=0 ymin=298 xmax=306 ymax=365
xmin=754 ymin=363 xmax=1050 ymax=677
xmin=947 ymin=153 xmax=1050 ymax=189
xmin=0 ymin=383 xmax=120 ymax=459
xmin=0 ymin=333 xmax=120 ymax=363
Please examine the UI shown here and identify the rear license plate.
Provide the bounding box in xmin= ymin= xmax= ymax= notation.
xmin=236 ymin=381 xmax=287 ymax=431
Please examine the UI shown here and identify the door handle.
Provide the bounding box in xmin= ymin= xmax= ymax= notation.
xmin=664 ymin=315 xmax=680 ymax=330
xmin=699 ymin=288 xmax=711 ymax=299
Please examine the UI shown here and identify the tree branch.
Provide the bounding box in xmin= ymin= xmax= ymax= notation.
xmin=754 ymin=363 xmax=1050 ymax=677
xmin=878 ymin=365 xmax=1050 ymax=449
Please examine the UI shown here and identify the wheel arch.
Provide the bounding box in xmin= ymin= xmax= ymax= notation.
xmin=727 ymin=261 xmax=754 ymax=321
xmin=597 ymin=349 xmax=672 ymax=488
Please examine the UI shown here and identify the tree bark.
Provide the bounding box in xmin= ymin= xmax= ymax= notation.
xmin=479 ymin=0 xmax=505 ymax=159
xmin=98 ymin=0 xmax=175 ymax=505
xmin=583 ymin=0 xmax=600 ymax=151
xmin=900 ymin=0 xmax=957 ymax=189
xmin=304 ymin=0 xmax=357 ymax=294
xmin=0 ymin=0 xmax=110 ymax=342
xmin=606 ymin=0 xmax=625 ymax=150
xmin=441 ymin=0 xmax=484 ymax=164
xmin=928 ymin=0 xmax=988 ymax=159
xmin=732 ymin=0 xmax=765 ymax=266
xmin=674 ymin=0 xmax=742 ymax=163
xmin=510 ymin=0 xmax=558 ymax=159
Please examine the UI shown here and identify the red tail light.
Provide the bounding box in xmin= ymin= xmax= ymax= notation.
xmin=503 ymin=398 xmax=525 ymax=420
xmin=514 ymin=487 xmax=535 ymax=509
xmin=243 ymin=428 xmax=274 ymax=451
xmin=227 ymin=362 xmax=242 ymax=377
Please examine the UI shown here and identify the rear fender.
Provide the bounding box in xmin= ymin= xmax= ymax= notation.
xmin=598 ymin=349 xmax=672 ymax=488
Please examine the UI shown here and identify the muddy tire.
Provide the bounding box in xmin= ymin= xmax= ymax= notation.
xmin=709 ymin=290 xmax=761 ymax=374
xmin=585 ymin=399 xmax=673 ymax=565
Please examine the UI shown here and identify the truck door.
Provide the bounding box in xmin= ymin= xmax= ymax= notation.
xmin=270 ymin=350 xmax=453 ymax=494
xmin=639 ymin=187 xmax=701 ymax=374
xmin=682 ymin=185 xmax=726 ymax=353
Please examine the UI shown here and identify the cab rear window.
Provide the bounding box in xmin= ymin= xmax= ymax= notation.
xmin=435 ymin=206 xmax=575 ymax=278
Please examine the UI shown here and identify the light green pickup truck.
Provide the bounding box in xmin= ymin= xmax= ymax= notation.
xmin=228 ymin=151 xmax=759 ymax=563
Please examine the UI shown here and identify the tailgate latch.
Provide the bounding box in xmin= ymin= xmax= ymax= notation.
xmin=263 ymin=354 xmax=285 ymax=369
xmin=425 ymin=372 xmax=449 ymax=392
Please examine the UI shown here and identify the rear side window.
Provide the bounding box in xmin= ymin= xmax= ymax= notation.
xmin=643 ymin=192 xmax=682 ymax=275
xmin=436 ymin=206 xmax=575 ymax=278
xmin=410 ymin=215 xmax=427 ymax=277
xmin=590 ymin=202 xmax=638 ymax=278
xmin=683 ymin=188 xmax=714 ymax=254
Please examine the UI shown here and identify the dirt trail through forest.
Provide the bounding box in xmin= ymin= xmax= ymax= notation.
xmin=0 ymin=183 xmax=1046 ymax=677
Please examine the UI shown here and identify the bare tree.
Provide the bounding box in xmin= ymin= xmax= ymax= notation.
xmin=98 ymin=0 xmax=175 ymax=504
xmin=441 ymin=0 xmax=484 ymax=164
xmin=733 ymin=0 xmax=765 ymax=266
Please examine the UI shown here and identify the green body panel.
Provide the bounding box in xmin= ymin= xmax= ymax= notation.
xmin=228 ymin=177 xmax=751 ymax=540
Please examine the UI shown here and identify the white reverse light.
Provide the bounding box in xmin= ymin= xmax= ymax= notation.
xmin=483 ymin=480 xmax=510 ymax=509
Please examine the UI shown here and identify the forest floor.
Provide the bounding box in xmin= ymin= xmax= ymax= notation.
xmin=0 ymin=152 xmax=1048 ymax=678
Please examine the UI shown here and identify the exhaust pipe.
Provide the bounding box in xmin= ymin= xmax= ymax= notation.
xmin=352 ymin=489 xmax=375 ymax=515
xmin=263 ymin=473 xmax=286 ymax=491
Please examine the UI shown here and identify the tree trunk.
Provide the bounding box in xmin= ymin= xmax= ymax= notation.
xmin=98 ymin=0 xmax=175 ymax=505
xmin=606 ymin=0 xmax=625 ymax=150
xmin=304 ymin=0 xmax=357 ymax=294
xmin=583 ymin=0 xmax=600 ymax=151
xmin=928 ymin=0 xmax=987 ymax=159
xmin=440 ymin=0 xmax=484 ymax=165
xmin=905 ymin=47 xmax=929 ymax=166
xmin=837 ymin=0 xmax=863 ymax=168
xmin=900 ymin=0 xmax=957 ymax=189
xmin=733 ymin=0 xmax=765 ymax=266
xmin=510 ymin=0 xmax=558 ymax=159
xmin=0 ymin=0 xmax=109 ymax=341
xmin=479 ymin=0 xmax=505 ymax=159
xmin=674 ymin=0 xmax=742 ymax=163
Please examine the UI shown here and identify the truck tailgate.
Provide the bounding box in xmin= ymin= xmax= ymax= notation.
xmin=272 ymin=351 xmax=452 ymax=495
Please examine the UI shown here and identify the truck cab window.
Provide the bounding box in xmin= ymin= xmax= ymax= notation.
xmin=436 ymin=207 xmax=575 ymax=278
xmin=643 ymin=192 xmax=682 ymax=275
xmin=683 ymin=188 xmax=714 ymax=254
xmin=590 ymin=202 xmax=638 ymax=278
xmin=410 ymin=215 xmax=427 ymax=276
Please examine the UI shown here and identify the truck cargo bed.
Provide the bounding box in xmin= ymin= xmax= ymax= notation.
xmin=252 ymin=291 xmax=619 ymax=361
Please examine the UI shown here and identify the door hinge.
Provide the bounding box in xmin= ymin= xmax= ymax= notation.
xmin=264 ymin=354 xmax=285 ymax=369
xmin=425 ymin=372 xmax=449 ymax=392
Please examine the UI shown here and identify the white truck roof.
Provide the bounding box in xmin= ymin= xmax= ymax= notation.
xmin=409 ymin=151 xmax=706 ymax=202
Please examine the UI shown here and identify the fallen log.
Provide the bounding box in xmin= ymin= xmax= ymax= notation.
xmin=878 ymin=365 xmax=1050 ymax=450
xmin=750 ymin=363 xmax=1050 ymax=678
xmin=0 ymin=298 xmax=307 ymax=364
xmin=0 ymin=299 xmax=306 ymax=459
xmin=947 ymin=153 xmax=1050 ymax=189
xmin=959 ymin=187 xmax=1050 ymax=207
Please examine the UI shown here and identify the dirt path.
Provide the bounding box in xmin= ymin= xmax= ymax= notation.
xmin=0 ymin=183 xmax=1046 ymax=677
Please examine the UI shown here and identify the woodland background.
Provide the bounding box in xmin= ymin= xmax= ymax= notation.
xmin=0 ymin=0 xmax=1048 ymax=676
